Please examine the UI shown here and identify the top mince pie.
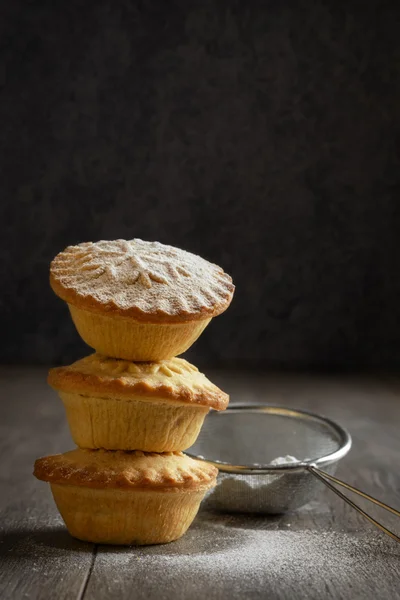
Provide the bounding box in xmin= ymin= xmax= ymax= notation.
xmin=50 ymin=239 xmax=234 ymax=361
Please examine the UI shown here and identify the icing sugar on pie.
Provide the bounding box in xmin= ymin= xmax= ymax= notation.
xmin=50 ymin=238 xmax=234 ymax=322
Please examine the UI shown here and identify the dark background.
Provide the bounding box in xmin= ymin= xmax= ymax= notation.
xmin=1 ymin=0 xmax=400 ymax=369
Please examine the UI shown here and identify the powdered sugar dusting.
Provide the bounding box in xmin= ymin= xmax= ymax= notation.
xmin=91 ymin=516 xmax=393 ymax=600
xmin=51 ymin=239 xmax=234 ymax=319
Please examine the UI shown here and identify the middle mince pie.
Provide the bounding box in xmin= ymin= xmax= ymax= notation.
xmin=48 ymin=353 xmax=229 ymax=452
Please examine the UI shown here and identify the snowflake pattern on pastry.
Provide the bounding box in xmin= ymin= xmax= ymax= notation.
xmin=50 ymin=239 xmax=234 ymax=320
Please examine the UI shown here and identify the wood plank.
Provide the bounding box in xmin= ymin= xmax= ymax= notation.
xmin=85 ymin=372 xmax=400 ymax=600
xmin=0 ymin=367 xmax=95 ymax=600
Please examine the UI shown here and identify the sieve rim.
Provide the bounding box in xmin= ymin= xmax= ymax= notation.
xmin=186 ymin=405 xmax=352 ymax=474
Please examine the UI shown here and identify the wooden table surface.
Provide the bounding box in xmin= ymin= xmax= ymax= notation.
xmin=1 ymin=367 xmax=399 ymax=600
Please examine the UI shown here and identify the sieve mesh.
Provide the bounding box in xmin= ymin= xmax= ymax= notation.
xmin=190 ymin=409 xmax=342 ymax=467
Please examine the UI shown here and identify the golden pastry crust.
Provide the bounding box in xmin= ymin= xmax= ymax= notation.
xmin=50 ymin=484 xmax=207 ymax=545
xmin=58 ymin=391 xmax=210 ymax=452
xmin=34 ymin=449 xmax=217 ymax=491
xmin=50 ymin=239 xmax=234 ymax=324
xmin=48 ymin=354 xmax=229 ymax=411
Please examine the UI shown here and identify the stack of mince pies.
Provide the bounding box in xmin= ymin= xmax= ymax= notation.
xmin=34 ymin=239 xmax=234 ymax=545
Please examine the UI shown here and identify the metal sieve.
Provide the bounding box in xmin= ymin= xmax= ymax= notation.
xmin=187 ymin=405 xmax=400 ymax=543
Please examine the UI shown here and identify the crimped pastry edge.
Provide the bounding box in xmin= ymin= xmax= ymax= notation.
xmin=34 ymin=450 xmax=218 ymax=492
xmin=47 ymin=362 xmax=229 ymax=411
xmin=49 ymin=272 xmax=235 ymax=324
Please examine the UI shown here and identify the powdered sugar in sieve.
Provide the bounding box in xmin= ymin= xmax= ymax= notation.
xmin=205 ymin=456 xmax=302 ymax=514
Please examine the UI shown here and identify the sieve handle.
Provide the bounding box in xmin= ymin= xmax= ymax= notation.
xmin=307 ymin=465 xmax=400 ymax=543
